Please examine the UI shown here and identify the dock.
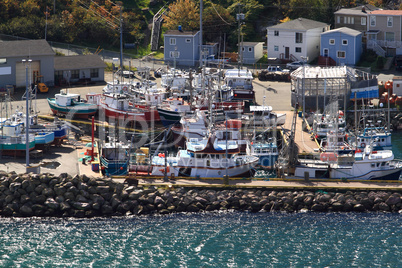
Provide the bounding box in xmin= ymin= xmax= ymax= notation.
xmin=279 ymin=110 xmax=319 ymax=154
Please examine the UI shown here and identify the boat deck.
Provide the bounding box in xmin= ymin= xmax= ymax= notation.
xmin=279 ymin=111 xmax=320 ymax=154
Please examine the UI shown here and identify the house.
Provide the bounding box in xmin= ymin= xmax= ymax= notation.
xmin=164 ymin=29 xmax=200 ymax=67
xmin=239 ymin=42 xmax=264 ymax=64
xmin=0 ymin=39 xmax=55 ymax=90
xmin=266 ymin=18 xmax=330 ymax=63
xmin=54 ymin=55 xmax=107 ymax=86
xmin=334 ymin=4 xmax=380 ymax=44
xmin=320 ymin=27 xmax=363 ymax=66
xmin=367 ymin=10 xmax=402 ymax=57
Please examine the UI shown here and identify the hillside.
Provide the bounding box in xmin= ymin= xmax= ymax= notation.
xmin=0 ymin=0 xmax=372 ymax=55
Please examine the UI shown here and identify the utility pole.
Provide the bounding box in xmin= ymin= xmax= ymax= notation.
xmin=119 ymin=4 xmax=123 ymax=81
xmin=236 ymin=3 xmax=244 ymax=70
xmin=199 ymin=0 xmax=203 ymax=68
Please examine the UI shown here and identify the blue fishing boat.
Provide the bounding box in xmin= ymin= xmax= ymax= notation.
xmin=251 ymin=137 xmax=279 ymax=169
xmin=100 ymin=137 xmax=130 ymax=176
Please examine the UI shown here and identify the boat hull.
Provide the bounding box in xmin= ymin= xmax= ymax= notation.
xmin=47 ymin=98 xmax=97 ymax=119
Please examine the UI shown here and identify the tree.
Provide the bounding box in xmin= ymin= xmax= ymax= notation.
xmin=203 ymin=3 xmax=235 ymax=42
xmin=163 ymin=0 xmax=200 ymax=31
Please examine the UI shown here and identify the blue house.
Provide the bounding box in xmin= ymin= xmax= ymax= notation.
xmin=320 ymin=27 xmax=362 ymax=66
xmin=164 ymin=29 xmax=200 ymax=67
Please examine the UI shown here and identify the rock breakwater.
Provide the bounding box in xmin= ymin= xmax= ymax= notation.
xmin=0 ymin=173 xmax=401 ymax=217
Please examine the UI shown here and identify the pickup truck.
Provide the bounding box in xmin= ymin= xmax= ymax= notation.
xmin=395 ymin=55 xmax=402 ymax=71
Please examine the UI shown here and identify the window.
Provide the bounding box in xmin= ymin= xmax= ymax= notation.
xmin=248 ymin=47 xmax=252 ymax=52
xmin=361 ymin=17 xmax=366 ymax=25
xmin=274 ymin=30 xmax=279 ymax=36
xmin=387 ymin=16 xmax=393 ymax=27
xmin=370 ymin=16 xmax=376 ymax=27
xmin=337 ymin=51 xmax=346 ymax=58
xmin=169 ymin=38 xmax=176 ymax=45
xmin=170 ymin=51 xmax=180 ymax=58
xmin=295 ymin=32 xmax=303 ymax=43
xmin=295 ymin=47 xmax=301 ymax=53
xmin=337 ymin=16 xmax=340 ymax=24
xmin=0 ymin=58 xmax=6 ymax=64
xmin=329 ymin=39 xmax=335 ymax=45
xmin=344 ymin=17 xmax=347 ymax=24
xmin=351 ymin=17 xmax=354 ymax=24
xmin=274 ymin=45 xmax=279 ymax=51
xmin=242 ymin=47 xmax=245 ymax=51
xmin=71 ymin=70 xmax=79 ymax=79
xmin=347 ymin=17 xmax=351 ymax=24
xmin=340 ymin=16 xmax=343 ymax=23
xmin=342 ymin=39 xmax=348 ymax=45
xmin=185 ymin=39 xmax=191 ymax=43
xmin=90 ymin=68 xmax=99 ymax=78
xmin=386 ymin=32 xmax=395 ymax=41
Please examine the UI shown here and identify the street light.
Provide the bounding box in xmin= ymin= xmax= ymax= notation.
xmin=22 ymin=58 xmax=32 ymax=172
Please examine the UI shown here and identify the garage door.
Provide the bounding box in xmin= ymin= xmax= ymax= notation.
xmin=15 ymin=61 xmax=40 ymax=87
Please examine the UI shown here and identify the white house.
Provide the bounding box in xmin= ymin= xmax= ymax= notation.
xmin=239 ymin=42 xmax=264 ymax=64
xmin=267 ymin=18 xmax=330 ymax=62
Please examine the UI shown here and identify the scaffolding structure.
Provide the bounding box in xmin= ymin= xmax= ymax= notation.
xmin=290 ymin=66 xmax=376 ymax=115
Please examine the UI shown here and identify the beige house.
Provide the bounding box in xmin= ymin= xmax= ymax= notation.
xmin=367 ymin=10 xmax=402 ymax=56
xmin=334 ymin=4 xmax=380 ymax=44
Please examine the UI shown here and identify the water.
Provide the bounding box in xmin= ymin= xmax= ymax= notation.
xmin=0 ymin=212 xmax=400 ymax=267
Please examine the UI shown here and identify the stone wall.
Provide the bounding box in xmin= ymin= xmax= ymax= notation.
xmin=0 ymin=172 xmax=401 ymax=217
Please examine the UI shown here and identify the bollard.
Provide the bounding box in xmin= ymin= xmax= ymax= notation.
xmin=304 ymin=171 xmax=309 ymax=182
xmin=223 ymin=175 xmax=229 ymax=185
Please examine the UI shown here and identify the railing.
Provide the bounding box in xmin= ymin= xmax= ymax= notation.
xmin=367 ymin=40 xmax=386 ymax=57
xmin=151 ymin=6 xmax=168 ymax=51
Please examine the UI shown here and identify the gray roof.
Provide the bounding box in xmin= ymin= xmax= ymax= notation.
xmin=54 ymin=55 xmax=107 ymax=71
xmin=0 ymin=39 xmax=55 ymax=58
xmin=268 ymin=18 xmax=329 ymax=31
xmin=239 ymin=42 xmax=264 ymax=47
xmin=335 ymin=4 xmax=380 ymax=15
xmin=321 ymin=27 xmax=362 ymax=37
xmin=164 ymin=30 xmax=200 ymax=36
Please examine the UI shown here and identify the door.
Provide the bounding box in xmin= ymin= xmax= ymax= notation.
xmin=285 ymin=47 xmax=289 ymax=59
xmin=15 ymin=60 xmax=40 ymax=87
xmin=323 ymin=48 xmax=329 ymax=57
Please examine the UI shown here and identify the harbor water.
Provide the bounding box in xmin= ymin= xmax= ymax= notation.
xmin=0 ymin=212 xmax=401 ymax=267
xmin=1 ymin=133 xmax=402 ymax=266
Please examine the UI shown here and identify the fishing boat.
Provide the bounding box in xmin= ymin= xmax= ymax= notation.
xmin=294 ymin=143 xmax=402 ymax=180
xmin=99 ymin=92 xmax=160 ymax=123
xmin=130 ymin=134 xmax=259 ymax=178
xmin=157 ymin=95 xmax=192 ymax=127
xmin=244 ymin=104 xmax=286 ymax=127
xmin=0 ymin=119 xmax=35 ymax=156
xmin=224 ymin=69 xmax=255 ymax=101
xmin=354 ymin=127 xmax=392 ymax=151
xmin=47 ymin=90 xmax=98 ymax=119
xmin=250 ymin=129 xmax=279 ymax=169
xmin=100 ymin=137 xmax=130 ymax=176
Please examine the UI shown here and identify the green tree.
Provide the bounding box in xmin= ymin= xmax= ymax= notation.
xmin=163 ymin=0 xmax=200 ymax=31
xmin=203 ymin=3 xmax=235 ymax=42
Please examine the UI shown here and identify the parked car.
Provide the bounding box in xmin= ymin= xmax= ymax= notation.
xmin=266 ymin=66 xmax=290 ymax=73
xmin=116 ymin=69 xmax=134 ymax=78
xmin=286 ymin=61 xmax=309 ymax=70
xmin=395 ymin=55 xmax=402 ymax=71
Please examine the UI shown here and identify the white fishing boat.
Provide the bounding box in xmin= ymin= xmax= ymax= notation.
xmin=294 ymin=143 xmax=402 ymax=180
xmin=130 ymin=134 xmax=258 ymax=178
